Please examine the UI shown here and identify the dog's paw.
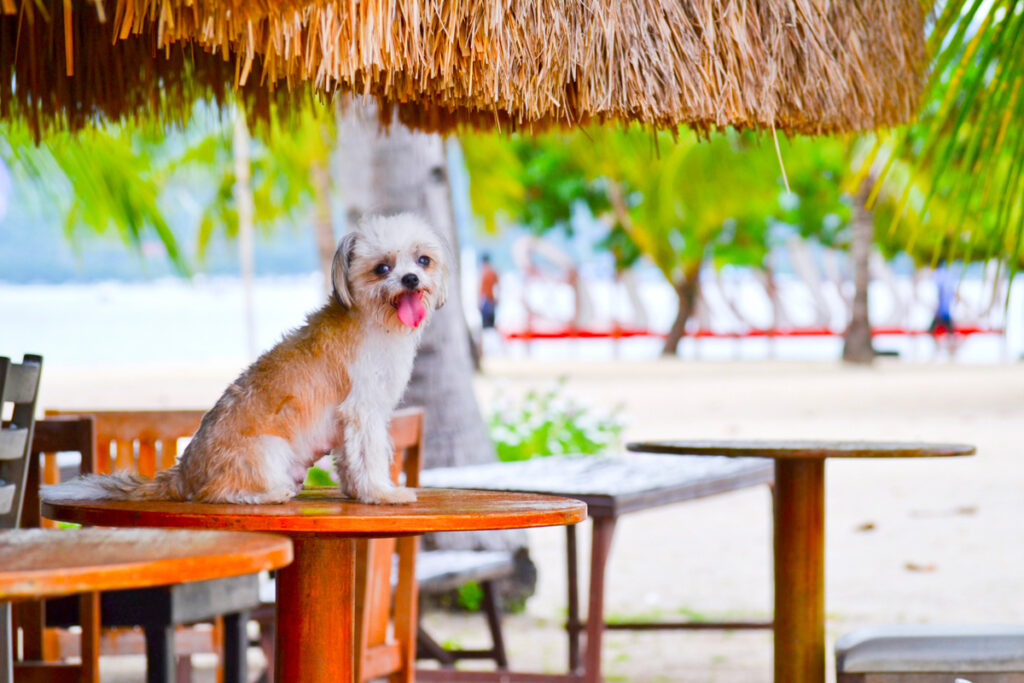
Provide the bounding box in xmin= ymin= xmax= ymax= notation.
xmin=359 ymin=485 xmax=417 ymax=505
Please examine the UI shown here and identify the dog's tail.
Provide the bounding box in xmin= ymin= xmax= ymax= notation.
xmin=41 ymin=467 xmax=188 ymax=502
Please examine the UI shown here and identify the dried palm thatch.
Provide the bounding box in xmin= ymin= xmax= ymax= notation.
xmin=2 ymin=0 xmax=926 ymax=136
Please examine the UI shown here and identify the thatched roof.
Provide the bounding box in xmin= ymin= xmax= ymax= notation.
xmin=2 ymin=0 xmax=926 ymax=136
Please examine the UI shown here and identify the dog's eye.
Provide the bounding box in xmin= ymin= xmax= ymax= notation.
xmin=373 ymin=263 xmax=391 ymax=276
xmin=417 ymin=255 xmax=431 ymax=267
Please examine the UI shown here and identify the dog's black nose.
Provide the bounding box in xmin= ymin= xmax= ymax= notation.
xmin=401 ymin=273 xmax=420 ymax=290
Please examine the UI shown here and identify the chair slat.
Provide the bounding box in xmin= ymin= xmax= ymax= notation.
xmin=1 ymin=357 xmax=42 ymax=405
xmin=56 ymin=411 xmax=202 ymax=444
xmin=159 ymin=439 xmax=178 ymax=471
xmin=138 ymin=441 xmax=157 ymax=477
xmin=0 ymin=483 xmax=13 ymax=514
xmin=113 ymin=440 xmax=134 ymax=473
xmin=42 ymin=454 xmax=59 ymax=486
xmin=0 ymin=427 xmax=29 ymax=461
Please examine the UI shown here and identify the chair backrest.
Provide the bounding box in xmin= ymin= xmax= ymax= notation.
xmin=356 ymin=407 xmax=424 ymax=683
xmin=16 ymin=417 xmax=97 ymax=663
xmin=43 ymin=409 xmax=205 ymax=480
xmin=0 ymin=354 xmax=43 ymax=530
xmin=20 ymin=417 xmax=95 ymax=530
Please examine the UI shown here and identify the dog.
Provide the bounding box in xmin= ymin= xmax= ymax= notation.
xmin=43 ymin=214 xmax=448 ymax=505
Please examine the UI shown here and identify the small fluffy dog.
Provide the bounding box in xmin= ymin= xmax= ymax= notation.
xmin=44 ymin=214 xmax=448 ymax=505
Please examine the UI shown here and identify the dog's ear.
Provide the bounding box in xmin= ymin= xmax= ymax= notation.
xmin=332 ymin=232 xmax=358 ymax=308
xmin=434 ymin=243 xmax=451 ymax=310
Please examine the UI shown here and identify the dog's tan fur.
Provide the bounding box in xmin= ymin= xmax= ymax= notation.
xmin=44 ymin=214 xmax=448 ymax=505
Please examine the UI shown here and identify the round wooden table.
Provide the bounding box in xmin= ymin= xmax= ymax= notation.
xmin=43 ymin=488 xmax=587 ymax=683
xmin=0 ymin=528 xmax=292 ymax=683
xmin=626 ymin=440 xmax=975 ymax=683
xmin=0 ymin=528 xmax=292 ymax=601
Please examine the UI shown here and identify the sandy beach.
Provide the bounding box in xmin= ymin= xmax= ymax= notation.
xmin=36 ymin=357 xmax=1024 ymax=682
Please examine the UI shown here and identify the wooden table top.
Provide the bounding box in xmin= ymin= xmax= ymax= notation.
xmin=421 ymin=453 xmax=773 ymax=517
xmin=42 ymin=488 xmax=587 ymax=536
xmin=0 ymin=528 xmax=292 ymax=602
xmin=627 ymin=440 xmax=976 ymax=460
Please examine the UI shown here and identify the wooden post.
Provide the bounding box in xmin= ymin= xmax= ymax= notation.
xmin=773 ymin=459 xmax=826 ymax=683
xmin=276 ymin=536 xmax=356 ymax=683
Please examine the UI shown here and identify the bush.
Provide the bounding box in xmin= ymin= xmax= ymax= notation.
xmin=487 ymin=378 xmax=624 ymax=462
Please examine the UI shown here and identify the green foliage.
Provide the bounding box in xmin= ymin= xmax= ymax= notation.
xmin=2 ymin=102 xmax=335 ymax=275
xmin=461 ymin=128 xmax=854 ymax=287
xmin=487 ymin=380 xmax=624 ymax=462
xmin=873 ymin=0 xmax=1024 ymax=268
xmin=460 ymin=133 xmax=608 ymax=236
xmin=2 ymin=122 xmax=189 ymax=274
xmin=456 ymin=581 xmax=484 ymax=611
xmin=304 ymin=465 xmax=335 ymax=488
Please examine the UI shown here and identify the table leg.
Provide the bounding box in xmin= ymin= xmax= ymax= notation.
xmin=584 ymin=516 xmax=617 ymax=683
xmin=1 ymin=603 xmax=11 ymax=683
xmin=143 ymin=624 xmax=176 ymax=683
xmin=276 ymin=536 xmax=356 ymax=683
xmin=773 ymin=459 xmax=825 ymax=683
xmin=566 ymin=524 xmax=581 ymax=674
xmin=223 ymin=610 xmax=249 ymax=683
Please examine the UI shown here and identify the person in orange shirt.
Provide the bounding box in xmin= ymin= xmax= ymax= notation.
xmin=479 ymin=253 xmax=499 ymax=330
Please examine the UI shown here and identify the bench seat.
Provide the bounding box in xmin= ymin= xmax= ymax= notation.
xmin=836 ymin=625 xmax=1024 ymax=683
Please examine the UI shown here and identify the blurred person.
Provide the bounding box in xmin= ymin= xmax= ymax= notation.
xmin=478 ymin=253 xmax=501 ymax=356
xmin=479 ymin=253 xmax=499 ymax=330
xmin=929 ymin=259 xmax=959 ymax=356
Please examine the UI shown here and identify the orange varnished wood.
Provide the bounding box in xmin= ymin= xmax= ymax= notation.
xmin=358 ymin=407 xmax=423 ymax=683
xmin=137 ymin=440 xmax=157 ymax=477
xmin=0 ymin=528 xmax=292 ymax=601
xmin=44 ymin=409 xmax=205 ymax=481
xmin=78 ymin=591 xmax=100 ymax=683
xmin=44 ymin=490 xmax=584 ymax=683
xmin=43 ymin=488 xmax=586 ymax=536
xmin=26 ymin=413 xmax=243 ymax=677
xmin=159 ymin=438 xmax=178 ymax=470
xmin=41 ymin=408 xmax=585 ymax=683
xmin=276 ymin=536 xmax=355 ymax=683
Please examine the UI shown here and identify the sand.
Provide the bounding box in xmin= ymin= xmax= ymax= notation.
xmin=37 ymin=358 xmax=1024 ymax=682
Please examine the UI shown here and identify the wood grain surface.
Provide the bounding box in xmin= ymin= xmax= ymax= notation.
xmin=42 ymin=488 xmax=587 ymax=536
xmin=628 ymin=440 xmax=976 ymax=459
xmin=0 ymin=528 xmax=292 ymax=601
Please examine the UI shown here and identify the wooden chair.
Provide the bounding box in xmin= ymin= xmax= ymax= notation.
xmin=37 ymin=409 xmax=257 ymax=683
xmin=14 ymin=417 xmax=103 ymax=683
xmin=356 ymin=407 xmax=424 ymax=683
xmin=0 ymin=354 xmax=43 ymax=683
xmin=836 ymin=624 xmax=1024 ymax=683
xmin=355 ymin=408 xmax=514 ymax=679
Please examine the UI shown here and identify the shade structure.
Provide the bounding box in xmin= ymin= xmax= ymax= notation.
xmin=2 ymin=0 xmax=926 ymax=136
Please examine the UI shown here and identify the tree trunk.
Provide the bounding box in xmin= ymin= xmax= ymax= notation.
xmin=842 ymin=187 xmax=875 ymax=364
xmin=662 ymin=262 xmax=702 ymax=356
xmin=310 ymin=157 xmax=336 ymax=295
xmin=232 ymin=113 xmax=257 ymax=360
xmin=336 ymin=99 xmax=522 ymax=554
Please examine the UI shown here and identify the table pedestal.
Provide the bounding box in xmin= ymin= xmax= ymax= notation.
xmin=276 ymin=536 xmax=357 ymax=683
xmin=773 ymin=459 xmax=825 ymax=683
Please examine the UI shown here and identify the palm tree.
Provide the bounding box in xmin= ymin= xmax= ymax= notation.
xmin=876 ymin=0 xmax=1024 ymax=266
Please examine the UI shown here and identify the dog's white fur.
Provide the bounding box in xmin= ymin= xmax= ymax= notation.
xmin=43 ymin=214 xmax=448 ymax=505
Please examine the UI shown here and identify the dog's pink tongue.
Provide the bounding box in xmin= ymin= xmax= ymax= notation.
xmin=396 ymin=291 xmax=427 ymax=328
